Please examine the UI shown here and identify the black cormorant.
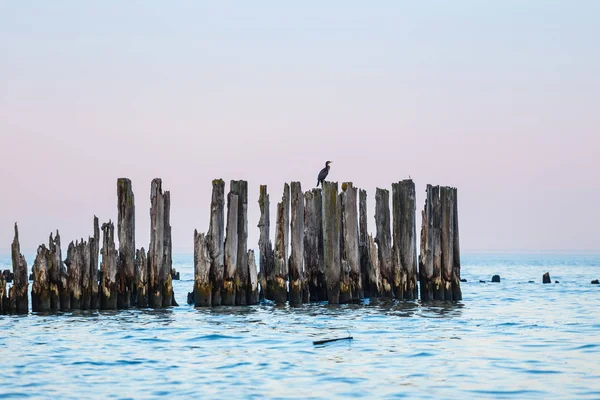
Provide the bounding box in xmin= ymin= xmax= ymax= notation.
xmin=317 ymin=161 xmax=333 ymax=187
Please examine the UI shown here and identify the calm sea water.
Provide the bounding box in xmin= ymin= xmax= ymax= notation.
xmin=1 ymin=253 xmax=599 ymax=399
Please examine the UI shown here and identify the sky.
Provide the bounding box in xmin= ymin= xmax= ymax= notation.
xmin=0 ymin=1 xmax=599 ymax=254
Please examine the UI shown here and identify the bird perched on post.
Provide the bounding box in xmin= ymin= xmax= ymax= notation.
xmin=316 ymin=161 xmax=333 ymax=187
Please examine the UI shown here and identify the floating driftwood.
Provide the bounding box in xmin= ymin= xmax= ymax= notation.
xmin=313 ymin=334 xmax=354 ymax=346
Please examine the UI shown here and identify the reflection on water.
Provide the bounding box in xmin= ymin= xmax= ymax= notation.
xmin=0 ymin=253 xmax=599 ymax=399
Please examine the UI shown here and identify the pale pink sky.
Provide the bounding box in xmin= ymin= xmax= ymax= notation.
xmin=1 ymin=2 xmax=599 ymax=253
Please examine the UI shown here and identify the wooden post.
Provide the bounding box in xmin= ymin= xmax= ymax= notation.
xmin=258 ymin=185 xmax=274 ymax=300
xmin=452 ymin=188 xmax=462 ymax=300
xmin=81 ymin=238 xmax=92 ymax=310
xmin=440 ymin=186 xmax=455 ymax=301
xmin=420 ymin=185 xmax=443 ymax=301
xmin=117 ymin=178 xmax=135 ymax=308
xmin=48 ymin=231 xmax=63 ymax=310
xmin=248 ymin=249 xmax=259 ymax=305
xmin=392 ymin=180 xmax=418 ymax=300
xmin=223 ymin=192 xmax=239 ymax=305
xmin=148 ymin=178 xmax=165 ymax=307
xmin=100 ymin=221 xmax=118 ymax=309
xmin=208 ymin=179 xmax=225 ymax=306
xmin=0 ymin=272 xmax=6 ymax=314
xmin=340 ymin=182 xmax=361 ymax=302
xmin=304 ymin=189 xmax=325 ymax=301
xmin=162 ymin=190 xmax=174 ymax=307
xmin=289 ymin=181 xmax=304 ymax=306
xmin=135 ymin=247 xmax=148 ymax=307
xmin=90 ymin=216 xmax=100 ymax=309
xmin=9 ymin=224 xmax=28 ymax=314
xmin=375 ymin=188 xmax=393 ymax=297
xmin=230 ymin=180 xmax=249 ymax=306
xmin=273 ymin=183 xmax=290 ymax=304
xmin=65 ymin=240 xmax=84 ymax=309
xmin=32 ymin=245 xmax=51 ymax=312
xmin=367 ymin=234 xmax=381 ymax=296
xmin=322 ymin=181 xmax=340 ymax=304
xmin=193 ymin=231 xmax=211 ymax=306
xmin=359 ymin=189 xmax=380 ymax=298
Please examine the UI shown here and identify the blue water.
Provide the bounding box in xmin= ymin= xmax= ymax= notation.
xmin=1 ymin=253 xmax=599 ymax=399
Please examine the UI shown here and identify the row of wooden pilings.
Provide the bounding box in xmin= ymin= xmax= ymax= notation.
xmin=0 ymin=177 xmax=461 ymax=314
xmin=190 ymin=179 xmax=462 ymax=307
xmin=0 ymin=178 xmax=175 ymax=314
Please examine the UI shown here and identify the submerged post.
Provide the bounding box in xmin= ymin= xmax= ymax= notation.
xmin=289 ymin=181 xmax=304 ymax=306
xmin=100 ymin=221 xmax=118 ymax=309
xmin=117 ymin=178 xmax=135 ymax=308
xmin=223 ymin=192 xmax=239 ymax=305
xmin=208 ymin=179 xmax=225 ymax=306
xmin=322 ymin=181 xmax=340 ymax=304
xmin=304 ymin=188 xmax=325 ymax=301
xmin=10 ymin=224 xmax=28 ymax=314
xmin=273 ymin=183 xmax=290 ymax=304
xmin=392 ymin=180 xmax=418 ymax=300
xmin=375 ymin=188 xmax=393 ymax=297
xmin=231 ymin=180 xmax=249 ymax=306
xmin=340 ymin=182 xmax=361 ymax=302
xmin=258 ymin=185 xmax=274 ymax=300
xmin=193 ymin=231 xmax=212 ymax=306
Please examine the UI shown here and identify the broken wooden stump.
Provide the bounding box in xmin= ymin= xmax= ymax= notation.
xmin=193 ymin=231 xmax=211 ymax=306
xmin=248 ymin=249 xmax=259 ymax=305
xmin=117 ymin=178 xmax=135 ymax=308
xmin=148 ymin=178 xmax=174 ymax=308
xmin=392 ymin=180 xmax=418 ymax=300
xmin=65 ymin=240 xmax=85 ymax=309
xmin=340 ymin=182 xmax=361 ymax=302
xmin=90 ymin=216 xmax=100 ymax=309
xmin=208 ymin=179 xmax=225 ymax=306
xmin=9 ymin=224 xmax=28 ymax=314
xmin=230 ymin=180 xmax=249 ymax=306
xmin=289 ymin=181 xmax=304 ymax=306
xmin=322 ymin=181 xmax=340 ymax=304
xmin=31 ymin=245 xmax=51 ymax=312
xmin=543 ymin=272 xmax=551 ymax=284
xmin=272 ymin=183 xmax=290 ymax=304
xmin=304 ymin=188 xmax=326 ymax=302
xmin=419 ymin=185 xmax=461 ymax=301
xmin=258 ymin=185 xmax=274 ymax=301
xmin=135 ymin=247 xmax=148 ymax=307
xmin=0 ymin=273 xmax=6 ymax=314
xmin=223 ymin=192 xmax=239 ymax=305
xmin=375 ymin=188 xmax=393 ymax=297
xmin=100 ymin=221 xmax=118 ymax=309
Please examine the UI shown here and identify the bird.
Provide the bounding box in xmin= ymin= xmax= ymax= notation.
xmin=317 ymin=161 xmax=333 ymax=187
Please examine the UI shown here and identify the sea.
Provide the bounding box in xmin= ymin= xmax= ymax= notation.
xmin=0 ymin=253 xmax=599 ymax=399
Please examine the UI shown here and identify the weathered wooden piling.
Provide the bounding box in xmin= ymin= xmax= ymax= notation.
xmin=289 ymin=181 xmax=304 ymax=306
xmin=272 ymin=184 xmax=290 ymax=304
xmin=32 ymin=245 xmax=51 ymax=312
xmin=248 ymin=249 xmax=259 ymax=304
xmin=340 ymin=183 xmax=362 ymax=303
xmin=66 ymin=240 xmax=84 ymax=309
xmin=0 ymin=273 xmax=6 ymax=314
xmin=208 ymin=179 xmax=225 ymax=306
xmin=322 ymin=181 xmax=340 ymax=304
xmin=359 ymin=190 xmax=379 ymax=298
xmin=100 ymin=221 xmax=118 ymax=309
xmin=223 ymin=192 xmax=239 ymax=305
xmin=81 ymin=237 xmax=92 ymax=310
xmin=148 ymin=178 xmax=174 ymax=308
xmin=193 ymin=231 xmax=211 ymax=306
xmin=135 ymin=247 xmax=148 ymax=307
xmin=304 ymin=188 xmax=325 ymax=301
xmin=258 ymin=185 xmax=274 ymax=300
xmin=117 ymin=178 xmax=135 ymax=308
xmin=420 ymin=185 xmax=461 ymax=301
xmin=375 ymin=188 xmax=393 ymax=297
xmin=48 ymin=231 xmax=63 ymax=310
xmin=9 ymin=224 xmax=29 ymax=314
xmin=90 ymin=217 xmax=100 ymax=309
xmin=392 ymin=180 xmax=418 ymax=300
xmin=230 ymin=180 xmax=249 ymax=306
